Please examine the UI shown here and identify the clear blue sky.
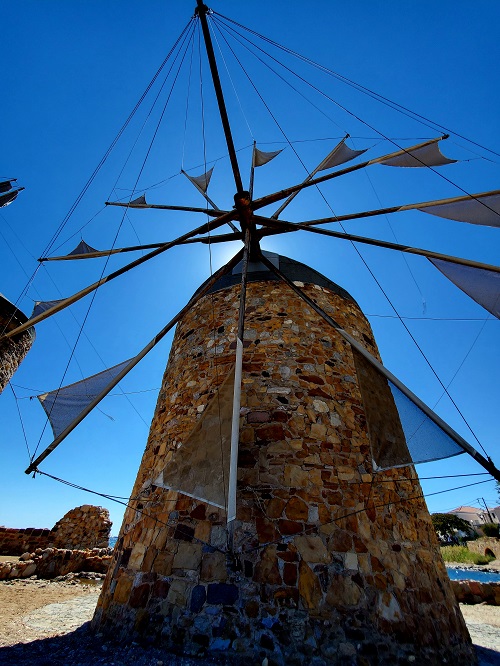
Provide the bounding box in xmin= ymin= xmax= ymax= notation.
xmin=1 ymin=1 xmax=499 ymax=533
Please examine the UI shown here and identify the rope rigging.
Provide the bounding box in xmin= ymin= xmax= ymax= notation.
xmin=3 ymin=2 xmax=499 ymax=538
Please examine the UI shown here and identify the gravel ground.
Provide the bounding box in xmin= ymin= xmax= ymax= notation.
xmin=0 ymin=578 xmax=500 ymax=665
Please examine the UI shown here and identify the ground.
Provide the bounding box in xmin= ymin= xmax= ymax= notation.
xmin=0 ymin=577 xmax=499 ymax=665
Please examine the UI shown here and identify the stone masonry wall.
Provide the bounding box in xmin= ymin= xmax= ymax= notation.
xmin=0 ymin=505 xmax=112 ymax=555
xmin=0 ymin=296 xmax=34 ymax=394
xmin=93 ymin=277 xmax=474 ymax=664
xmin=467 ymin=537 xmax=500 ymax=559
xmin=0 ymin=547 xmax=113 ymax=580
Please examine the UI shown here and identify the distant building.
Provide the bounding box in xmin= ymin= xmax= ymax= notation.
xmin=448 ymin=505 xmax=499 ymax=526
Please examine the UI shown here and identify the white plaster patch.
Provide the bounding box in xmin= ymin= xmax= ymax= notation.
xmin=344 ymin=552 xmax=358 ymax=570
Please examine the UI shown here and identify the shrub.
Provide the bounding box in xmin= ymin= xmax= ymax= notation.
xmin=440 ymin=545 xmax=494 ymax=566
xmin=482 ymin=523 xmax=499 ymax=538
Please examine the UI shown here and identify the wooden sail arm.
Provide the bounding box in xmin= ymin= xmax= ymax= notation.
xmin=286 ymin=188 xmax=500 ymax=229
xmin=2 ymin=208 xmax=239 ymax=341
xmin=105 ymin=200 xmax=225 ymax=216
xmin=39 ymin=230 xmax=245 ymax=261
xmin=256 ymin=216 xmax=500 ymax=274
xmin=258 ymin=252 xmax=500 ymax=483
xmin=251 ymin=136 xmax=447 ymax=212
xmin=270 ymin=135 xmax=350 ymax=220
xmin=24 ymin=248 xmax=244 ymax=476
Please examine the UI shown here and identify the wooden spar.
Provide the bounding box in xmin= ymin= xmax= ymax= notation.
xmin=256 ymin=217 xmax=500 ymax=274
xmin=105 ymin=200 xmax=225 ymax=216
xmin=251 ymin=137 xmax=446 ymax=212
xmin=181 ymin=170 xmax=239 ymax=233
xmin=228 ymin=228 xmax=251 ymax=530
xmin=288 ymin=188 xmax=500 ymax=229
xmin=25 ymin=249 xmax=245 ymax=475
xmin=196 ymin=1 xmax=243 ymax=194
xmin=259 ymin=253 xmax=500 ymax=483
xmin=2 ymin=208 xmax=239 ymax=340
xmin=40 ymin=231 xmax=245 ymax=261
xmin=271 ymin=136 xmax=349 ymax=219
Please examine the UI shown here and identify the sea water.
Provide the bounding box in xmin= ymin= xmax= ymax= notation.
xmin=447 ymin=567 xmax=500 ymax=583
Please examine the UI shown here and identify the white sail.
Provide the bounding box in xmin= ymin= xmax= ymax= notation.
xmin=379 ymin=141 xmax=456 ymax=167
xmin=430 ymin=258 xmax=500 ymax=318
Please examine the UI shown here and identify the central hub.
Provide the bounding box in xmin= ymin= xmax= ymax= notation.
xmin=234 ymin=190 xmax=260 ymax=260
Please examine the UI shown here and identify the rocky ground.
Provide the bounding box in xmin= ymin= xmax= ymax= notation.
xmin=0 ymin=575 xmax=499 ymax=665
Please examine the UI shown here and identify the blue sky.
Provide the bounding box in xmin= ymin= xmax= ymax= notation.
xmin=1 ymin=1 xmax=499 ymax=533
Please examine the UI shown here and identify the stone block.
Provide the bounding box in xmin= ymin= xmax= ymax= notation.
xmin=200 ymin=551 xmax=227 ymax=582
xmin=173 ymin=542 xmax=202 ymax=571
xmin=294 ymin=535 xmax=330 ymax=563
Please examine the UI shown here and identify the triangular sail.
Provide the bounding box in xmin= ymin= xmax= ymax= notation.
xmin=253 ymin=146 xmax=283 ymax=167
xmin=37 ymin=360 xmax=132 ymax=439
xmin=429 ymin=258 xmax=500 ymax=319
xmin=418 ymin=191 xmax=500 ymax=228
xmin=316 ymin=141 xmax=366 ymax=171
xmin=32 ymin=299 xmax=66 ymax=318
xmin=154 ymin=368 xmax=234 ymax=510
xmin=130 ymin=194 xmax=147 ymax=205
xmin=183 ymin=167 xmax=214 ymax=193
xmin=379 ymin=141 xmax=456 ymax=167
xmin=68 ymin=240 xmax=98 ymax=256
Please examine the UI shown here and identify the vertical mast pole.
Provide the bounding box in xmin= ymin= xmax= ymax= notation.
xmin=227 ymin=228 xmax=251 ymax=539
xmin=196 ymin=1 xmax=244 ymax=193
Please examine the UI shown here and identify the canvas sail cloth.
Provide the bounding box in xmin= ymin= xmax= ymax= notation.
xmin=430 ymin=258 xmax=500 ymax=319
xmin=154 ymin=368 xmax=234 ymax=510
xmin=419 ymin=191 xmax=500 ymax=228
xmin=379 ymin=141 xmax=456 ymax=168
xmin=253 ymin=146 xmax=283 ymax=167
xmin=67 ymin=240 xmax=98 ymax=256
xmin=183 ymin=167 xmax=214 ymax=193
xmin=37 ymin=360 xmax=131 ymax=439
xmin=353 ymin=350 xmax=464 ymax=470
xmin=32 ymin=299 xmax=66 ymax=318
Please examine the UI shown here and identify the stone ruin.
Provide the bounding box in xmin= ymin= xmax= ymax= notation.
xmin=0 ymin=504 xmax=112 ymax=555
xmin=92 ymin=254 xmax=475 ymax=664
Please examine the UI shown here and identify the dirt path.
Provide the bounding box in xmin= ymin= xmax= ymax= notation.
xmin=1 ymin=579 xmax=500 ymax=664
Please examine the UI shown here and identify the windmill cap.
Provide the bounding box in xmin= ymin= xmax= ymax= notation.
xmin=194 ymin=250 xmax=358 ymax=305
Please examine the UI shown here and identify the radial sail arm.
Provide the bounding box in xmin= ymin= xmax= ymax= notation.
xmin=25 ymin=248 xmax=244 ymax=475
xmin=3 ymin=209 xmax=239 ymax=341
xmin=105 ymin=199 xmax=225 ymax=216
xmin=259 ymin=253 xmax=500 ymax=481
xmin=256 ymin=216 xmax=500 ymax=274
xmin=294 ymin=188 xmax=500 ymax=230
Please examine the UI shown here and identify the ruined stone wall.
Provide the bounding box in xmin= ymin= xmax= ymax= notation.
xmin=0 ymin=505 xmax=112 ymax=555
xmin=93 ymin=276 xmax=474 ymax=664
xmin=0 ymin=295 xmax=34 ymax=394
xmin=0 ymin=547 xmax=112 ymax=580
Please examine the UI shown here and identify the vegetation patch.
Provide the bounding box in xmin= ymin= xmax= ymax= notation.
xmin=440 ymin=545 xmax=494 ymax=566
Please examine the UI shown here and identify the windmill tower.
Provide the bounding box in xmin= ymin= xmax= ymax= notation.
xmin=92 ymin=249 xmax=474 ymax=662
xmin=0 ymin=294 xmax=35 ymax=394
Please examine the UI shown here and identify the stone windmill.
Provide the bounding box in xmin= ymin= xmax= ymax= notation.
xmin=0 ymin=180 xmax=34 ymax=394
xmin=4 ymin=2 xmax=500 ymax=663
